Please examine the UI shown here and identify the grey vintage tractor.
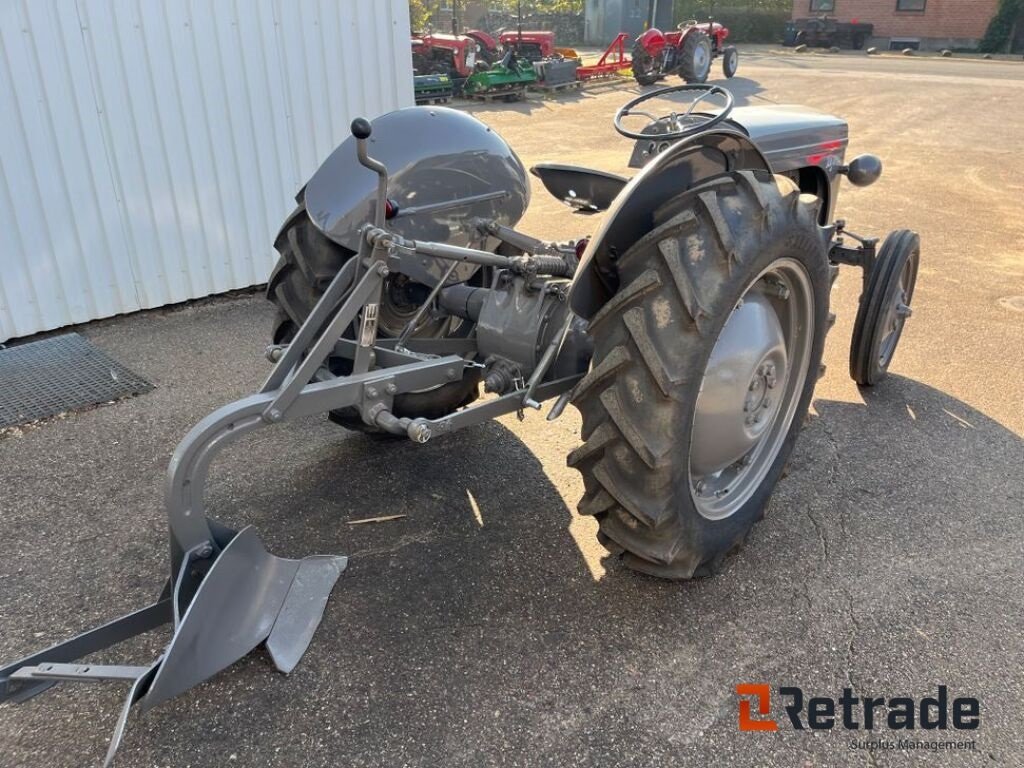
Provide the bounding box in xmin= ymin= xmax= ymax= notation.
xmin=1 ymin=84 xmax=919 ymax=763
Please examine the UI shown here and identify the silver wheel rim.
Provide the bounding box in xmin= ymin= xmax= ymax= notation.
xmin=694 ymin=45 xmax=709 ymax=74
xmin=689 ymin=258 xmax=815 ymax=520
xmin=878 ymin=257 xmax=914 ymax=367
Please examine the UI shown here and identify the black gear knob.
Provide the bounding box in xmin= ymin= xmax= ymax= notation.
xmin=350 ymin=118 xmax=372 ymax=140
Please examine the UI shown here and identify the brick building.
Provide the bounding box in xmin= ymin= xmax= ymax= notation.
xmin=792 ymin=0 xmax=1000 ymax=51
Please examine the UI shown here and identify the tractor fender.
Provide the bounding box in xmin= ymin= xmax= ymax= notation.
xmin=637 ymin=27 xmax=667 ymax=56
xmin=568 ymin=129 xmax=771 ymax=321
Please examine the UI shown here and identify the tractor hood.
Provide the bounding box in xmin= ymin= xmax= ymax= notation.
xmin=727 ymin=105 xmax=849 ymax=172
xmin=304 ymin=107 xmax=530 ymax=253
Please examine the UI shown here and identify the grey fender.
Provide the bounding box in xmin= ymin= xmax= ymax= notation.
xmin=568 ymin=129 xmax=771 ymax=321
xmin=303 ymin=107 xmax=530 ymax=285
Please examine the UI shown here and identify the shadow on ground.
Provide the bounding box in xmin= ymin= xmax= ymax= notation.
xmin=3 ymin=349 xmax=1018 ymax=766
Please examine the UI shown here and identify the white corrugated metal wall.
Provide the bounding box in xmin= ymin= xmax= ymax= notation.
xmin=0 ymin=0 xmax=414 ymax=342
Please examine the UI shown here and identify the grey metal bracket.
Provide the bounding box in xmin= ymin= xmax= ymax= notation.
xmin=11 ymin=663 xmax=153 ymax=683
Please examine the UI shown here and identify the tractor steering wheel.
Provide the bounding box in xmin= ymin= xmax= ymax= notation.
xmin=614 ymin=84 xmax=734 ymax=141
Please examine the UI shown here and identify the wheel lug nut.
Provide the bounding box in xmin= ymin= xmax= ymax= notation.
xmin=696 ymin=481 xmax=706 ymax=494
xmin=762 ymin=397 xmax=772 ymax=409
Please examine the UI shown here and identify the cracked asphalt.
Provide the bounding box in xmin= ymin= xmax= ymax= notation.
xmin=1 ymin=51 xmax=1022 ymax=767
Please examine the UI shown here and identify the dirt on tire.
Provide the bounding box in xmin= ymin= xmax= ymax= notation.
xmin=568 ymin=171 xmax=831 ymax=579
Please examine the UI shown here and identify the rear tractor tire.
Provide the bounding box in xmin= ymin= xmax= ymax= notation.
xmin=679 ymin=31 xmax=713 ymax=84
xmin=267 ymin=206 xmax=482 ymax=432
xmin=568 ymin=171 xmax=830 ymax=579
xmin=631 ymin=41 xmax=661 ymax=86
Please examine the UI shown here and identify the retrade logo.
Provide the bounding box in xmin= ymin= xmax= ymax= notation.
xmin=736 ymin=684 xmax=778 ymax=731
xmin=735 ymin=685 xmax=980 ymax=732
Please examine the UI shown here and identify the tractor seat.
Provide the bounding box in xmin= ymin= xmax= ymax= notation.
xmin=530 ymin=163 xmax=628 ymax=214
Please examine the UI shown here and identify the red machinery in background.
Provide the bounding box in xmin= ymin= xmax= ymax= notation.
xmin=632 ymin=19 xmax=738 ymax=85
xmin=576 ymin=33 xmax=633 ymax=81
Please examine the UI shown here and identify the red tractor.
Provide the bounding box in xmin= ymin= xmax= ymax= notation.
xmin=411 ymin=32 xmax=479 ymax=79
xmin=632 ymin=19 xmax=738 ymax=86
xmin=465 ymin=28 xmax=580 ymax=64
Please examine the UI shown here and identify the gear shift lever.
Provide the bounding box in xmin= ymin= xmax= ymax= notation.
xmin=351 ymin=118 xmax=388 ymax=228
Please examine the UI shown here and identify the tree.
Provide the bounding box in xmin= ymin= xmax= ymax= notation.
xmin=409 ymin=0 xmax=431 ymax=32
xmin=979 ymin=0 xmax=1022 ymax=53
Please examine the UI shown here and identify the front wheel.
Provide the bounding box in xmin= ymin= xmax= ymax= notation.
xmin=568 ymin=171 xmax=830 ymax=579
xmin=849 ymin=230 xmax=919 ymax=386
xmin=722 ymin=46 xmax=739 ymax=78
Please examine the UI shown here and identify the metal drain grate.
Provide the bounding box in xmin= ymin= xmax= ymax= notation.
xmin=0 ymin=333 xmax=153 ymax=428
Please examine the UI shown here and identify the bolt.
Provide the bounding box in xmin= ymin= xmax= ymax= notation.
xmin=366 ymin=387 xmax=378 ymax=399
xmin=896 ymin=302 xmax=913 ymax=319
xmin=446 ymin=368 xmax=458 ymax=380
xmin=753 ymin=413 xmax=763 ymax=424
xmin=741 ymin=453 xmax=753 ymax=466
xmin=194 ymin=542 xmax=214 ymax=559
xmin=378 ymin=264 xmax=390 ymax=276
xmin=762 ymin=397 xmax=772 ymax=409
xmin=386 ymin=383 xmax=398 ymax=395
xmin=749 ymin=380 xmax=758 ymax=391
xmin=408 ymin=422 xmax=431 ymax=443
xmin=268 ymin=409 xmax=282 ymax=422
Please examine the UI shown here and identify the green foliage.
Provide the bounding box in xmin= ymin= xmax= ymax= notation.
xmin=979 ymin=0 xmax=1022 ymax=53
xmin=674 ymin=2 xmax=790 ymax=43
xmin=409 ymin=0 xmax=431 ymax=31
xmin=486 ymin=1 xmax=584 ymax=13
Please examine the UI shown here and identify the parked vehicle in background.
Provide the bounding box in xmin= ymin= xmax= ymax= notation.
xmin=411 ymin=32 xmax=478 ymax=79
xmin=784 ymin=17 xmax=874 ymax=50
xmin=632 ymin=19 xmax=738 ymax=85
xmin=466 ymin=28 xmax=580 ymax=63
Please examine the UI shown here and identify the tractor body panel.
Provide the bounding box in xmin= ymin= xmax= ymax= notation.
xmin=730 ymin=105 xmax=848 ymax=172
xmin=304 ymin=107 xmax=529 ymax=282
xmin=639 ymin=22 xmax=729 ymax=56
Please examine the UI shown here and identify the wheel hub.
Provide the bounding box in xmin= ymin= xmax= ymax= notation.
xmin=688 ymin=259 xmax=815 ymax=521
xmin=691 ymin=293 xmax=787 ymax=476
xmin=694 ymin=46 xmax=709 ymax=71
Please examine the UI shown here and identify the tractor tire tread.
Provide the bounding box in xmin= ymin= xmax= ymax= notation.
xmin=568 ymin=170 xmax=830 ymax=580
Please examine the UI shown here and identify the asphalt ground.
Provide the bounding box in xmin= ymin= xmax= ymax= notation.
xmin=1 ymin=51 xmax=1022 ymax=767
